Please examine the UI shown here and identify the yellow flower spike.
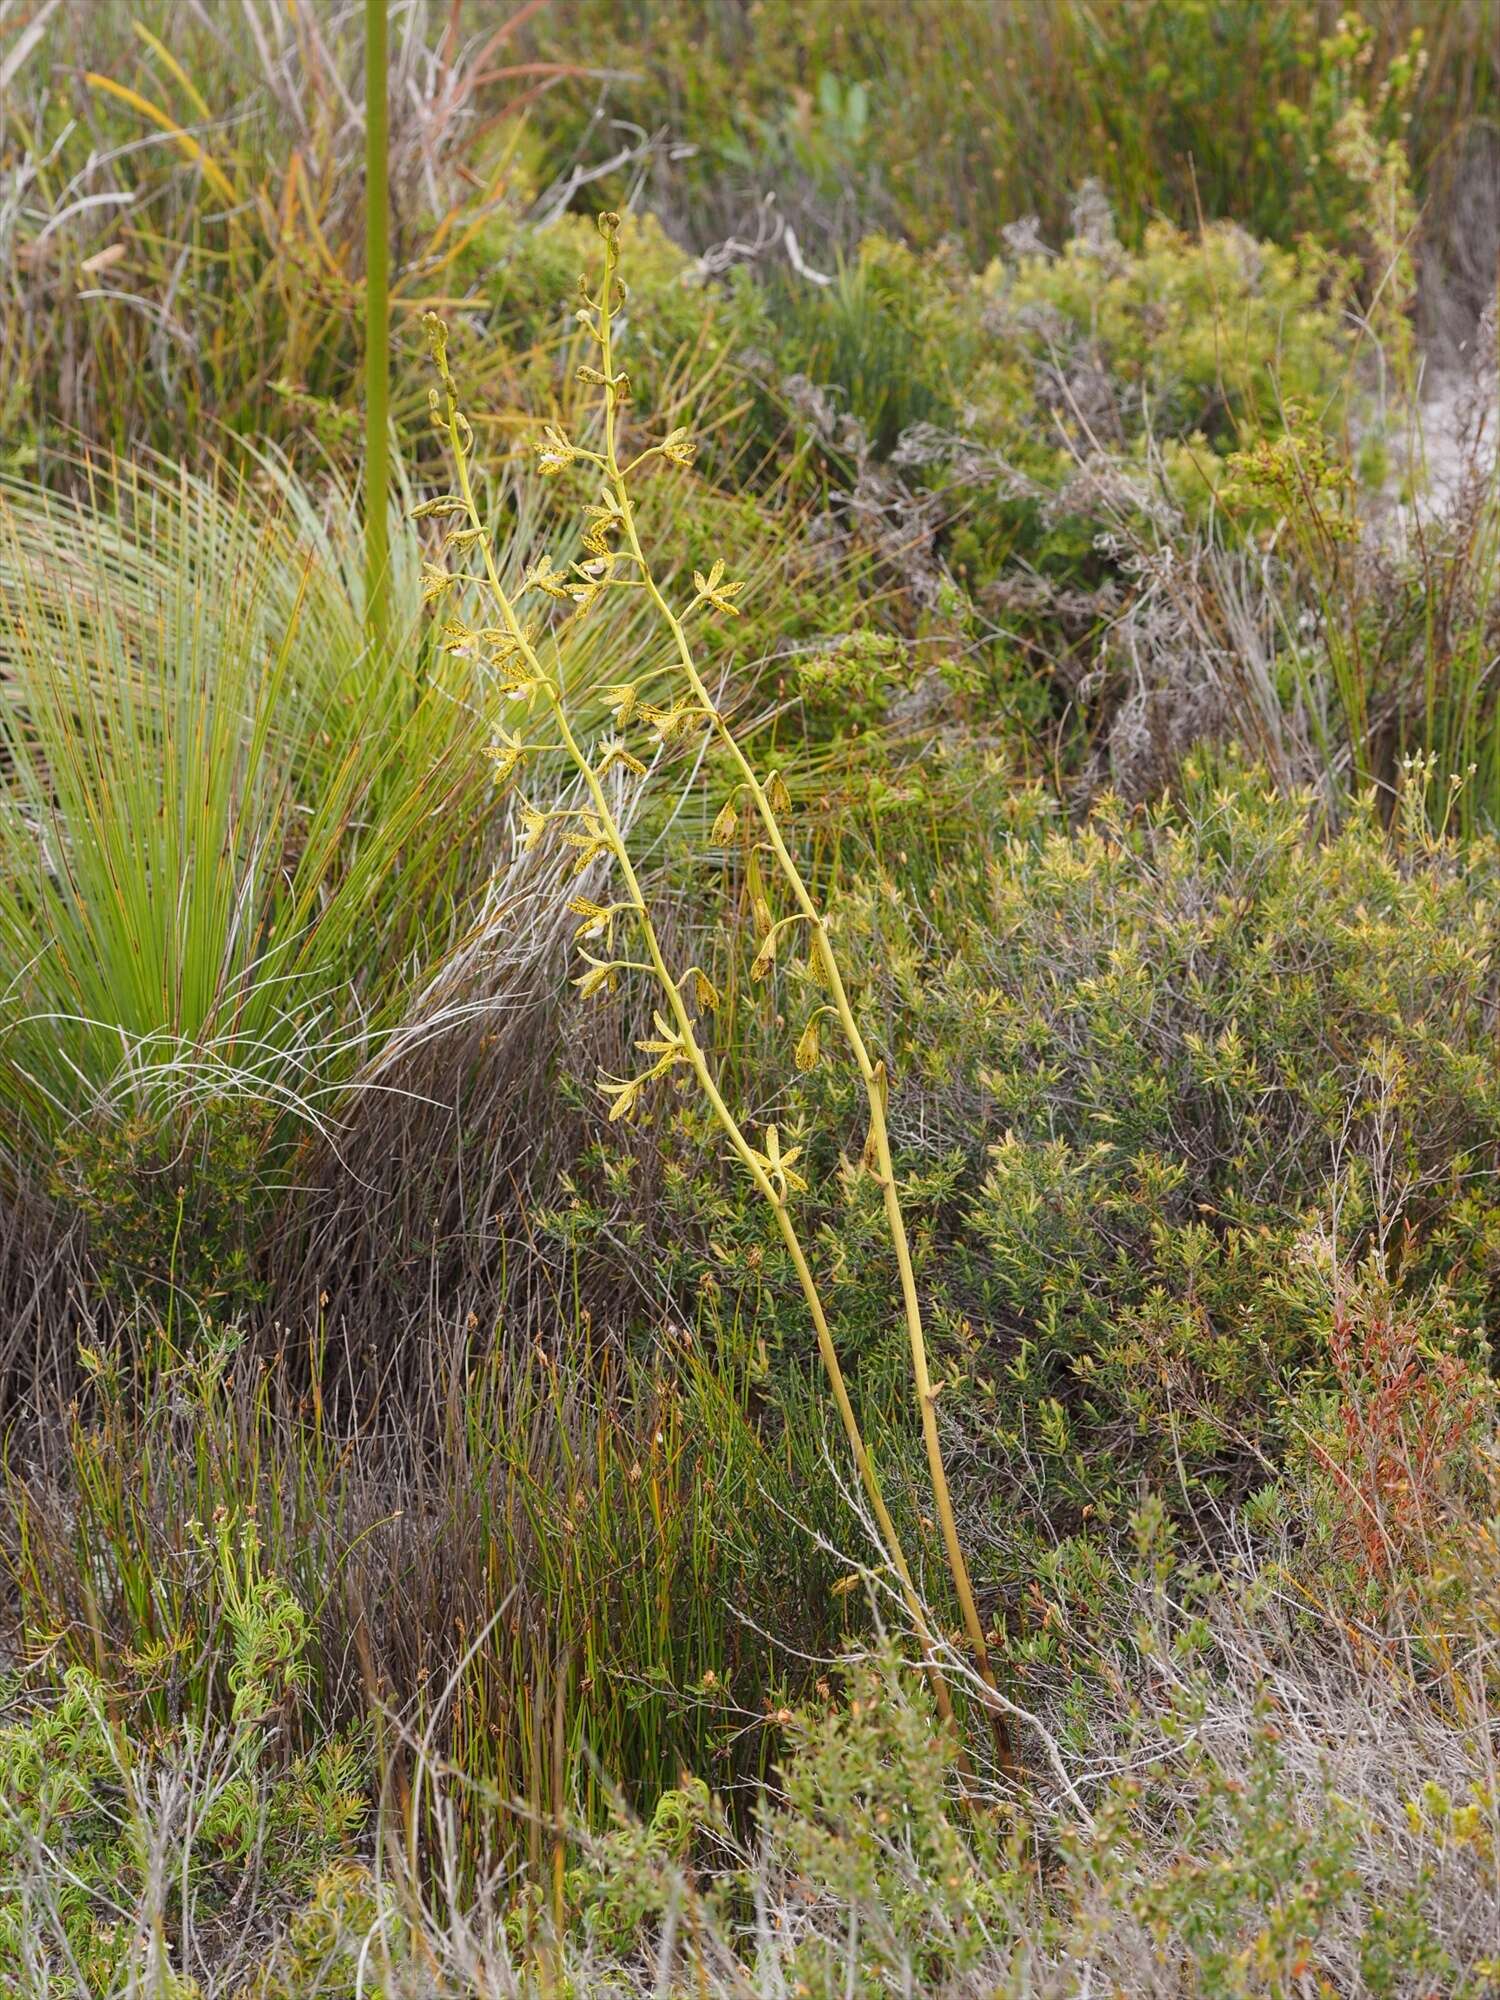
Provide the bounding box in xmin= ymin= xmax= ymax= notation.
xmin=420 ymin=313 xmax=458 ymax=403
xmin=420 ymin=212 xmax=1009 ymax=1773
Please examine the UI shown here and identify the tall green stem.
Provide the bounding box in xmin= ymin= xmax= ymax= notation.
xmin=364 ymin=0 xmax=391 ymax=657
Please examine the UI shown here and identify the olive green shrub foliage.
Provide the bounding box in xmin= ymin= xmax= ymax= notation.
xmin=928 ymin=760 xmax=1499 ymax=1511
xmin=523 ymin=0 xmax=1471 ymax=266
xmin=51 ymin=1102 xmax=274 ymax=1315
xmin=982 ymin=221 xmax=1347 ymax=452
xmin=754 ymin=218 xmax=1352 ymax=580
xmin=767 ymin=218 xmax=1347 ymax=469
xmin=572 ymin=1647 xmax=1035 ymax=1990
xmin=635 ymin=754 xmax=1500 ymax=1521
xmin=0 ymin=1528 xmax=366 ymax=1993
xmin=731 ymin=214 xmax=1358 ymax=778
xmin=233 ymin=1861 xmax=424 ymax=2000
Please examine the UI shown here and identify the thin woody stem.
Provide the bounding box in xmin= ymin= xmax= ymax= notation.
xmin=433 ymin=354 xmax=960 ymax=1732
xmin=593 ymin=227 xmax=1014 ymax=1774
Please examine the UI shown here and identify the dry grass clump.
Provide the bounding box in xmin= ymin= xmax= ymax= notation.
xmin=0 ymin=0 xmax=567 ymax=469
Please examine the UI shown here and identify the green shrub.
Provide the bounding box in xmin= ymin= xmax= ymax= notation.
xmin=236 ymin=1862 xmax=409 ymax=2000
xmin=634 ymin=755 xmax=1500 ymax=1526
xmin=938 ymin=761 xmax=1498 ymax=1509
xmin=723 ymin=214 xmax=1357 ymax=783
xmin=572 ymin=1644 xmax=1035 ymax=1991
xmin=984 ymin=217 xmax=1349 ymax=457
xmin=523 ymin=0 xmax=1478 ymax=266
xmin=50 ymin=1101 xmax=273 ymax=1315
xmin=0 ymin=1528 xmax=366 ymax=1994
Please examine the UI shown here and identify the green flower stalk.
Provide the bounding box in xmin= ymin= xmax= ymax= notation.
xmin=419 ymin=214 xmax=1015 ymax=1774
xmin=363 ymin=0 xmax=390 ymax=658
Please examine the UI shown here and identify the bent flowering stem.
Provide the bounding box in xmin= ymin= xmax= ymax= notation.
xmin=587 ymin=215 xmax=1016 ymax=1777
xmin=419 ymin=286 xmax=963 ymax=1738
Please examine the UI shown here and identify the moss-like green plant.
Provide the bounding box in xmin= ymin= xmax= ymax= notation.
xmin=420 ymin=213 xmax=1014 ymax=1769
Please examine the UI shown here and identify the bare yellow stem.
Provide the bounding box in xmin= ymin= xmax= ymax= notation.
xmin=592 ymin=227 xmax=1014 ymax=1774
xmin=431 ymin=340 xmax=960 ymax=1733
